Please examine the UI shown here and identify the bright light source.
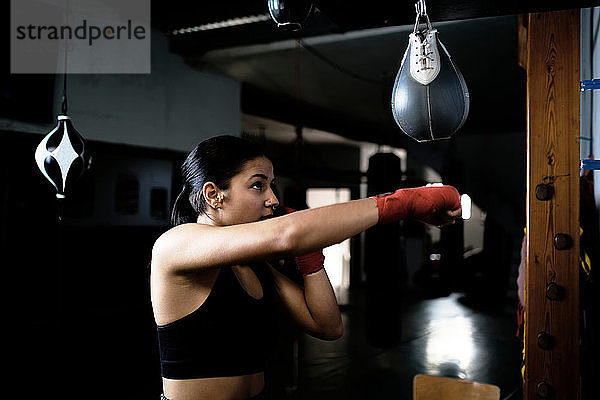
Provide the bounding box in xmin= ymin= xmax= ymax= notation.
xmin=306 ymin=188 xmax=351 ymax=292
xmin=461 ymin=193 xmax=471 ymax=220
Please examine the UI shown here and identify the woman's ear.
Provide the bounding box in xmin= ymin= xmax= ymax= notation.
xmin=202 ymin=182 xmax=223 ymax=209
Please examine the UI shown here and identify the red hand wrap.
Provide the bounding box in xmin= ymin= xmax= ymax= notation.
xmin=295 ymin=250 xmax=325 ymax=276
xmin=279 ymin=206 xmax=325 ymax=276
xmin=279 ymin=206 xmax=297 ymax=215
xmin=372 ymin=185 xmax=461 ymax=225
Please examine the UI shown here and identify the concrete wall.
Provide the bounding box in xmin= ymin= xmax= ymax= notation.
xmin=52 ymin=28 xmax=241 ymax=152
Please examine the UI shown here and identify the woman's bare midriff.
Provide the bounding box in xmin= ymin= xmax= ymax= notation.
xmin=162 ymin=372 xmax=264 ymax=400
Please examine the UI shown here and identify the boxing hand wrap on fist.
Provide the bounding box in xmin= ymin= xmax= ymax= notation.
xmin=279 ymin=206 xmax=325 ymax=276
xmin=372 ymin=185 xmax=461 ymax=226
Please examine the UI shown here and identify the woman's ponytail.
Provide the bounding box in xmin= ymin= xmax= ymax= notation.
xmin=170 ymin=185 xmax=197 ymax=227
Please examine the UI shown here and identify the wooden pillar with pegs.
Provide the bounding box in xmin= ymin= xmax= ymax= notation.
xmin=525 ymin=9 xmax=580 ymax=400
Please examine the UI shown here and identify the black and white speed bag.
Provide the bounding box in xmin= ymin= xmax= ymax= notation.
xmin=35 ymin=114 xmax=91 ymax=198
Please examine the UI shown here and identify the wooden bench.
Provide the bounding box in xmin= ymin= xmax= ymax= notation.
xmin=413 ymin=374 xmax=501 ymax=400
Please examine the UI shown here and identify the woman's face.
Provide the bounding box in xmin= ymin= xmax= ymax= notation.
xmin=218 ymin=156 xmax=279 ymax=226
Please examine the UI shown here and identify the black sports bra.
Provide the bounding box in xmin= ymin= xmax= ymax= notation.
xmin=157 ymin=264 xmax=274 ymax=379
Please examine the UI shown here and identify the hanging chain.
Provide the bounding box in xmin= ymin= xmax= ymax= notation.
xmin=61 ymin=0 xmax=70 ymax=114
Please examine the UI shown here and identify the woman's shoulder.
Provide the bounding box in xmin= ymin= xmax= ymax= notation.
xmin=156 ymin=222 xmax=212 ymax=242
xmin=152 ymin=223 xmax=212 ymax=261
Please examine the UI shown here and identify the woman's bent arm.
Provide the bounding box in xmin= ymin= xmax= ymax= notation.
xmin=269 ymin=266 xmax=343 ymax=340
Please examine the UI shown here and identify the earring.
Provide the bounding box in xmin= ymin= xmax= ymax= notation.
xmin=214 ymin=194 xmax=223 ymax=209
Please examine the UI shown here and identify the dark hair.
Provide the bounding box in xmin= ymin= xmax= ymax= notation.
xmin=170 ymin=135 xmax=266 ymax=226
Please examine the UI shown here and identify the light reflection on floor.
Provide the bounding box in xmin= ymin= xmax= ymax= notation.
xmin=424 ymin=309 xmax=475 ymax=379
xmin=290 ymin=290 xmax=522 ymax=400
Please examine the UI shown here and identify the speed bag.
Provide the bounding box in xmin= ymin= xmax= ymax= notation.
xmin=391 ymin=29 xmax=470 ymax=142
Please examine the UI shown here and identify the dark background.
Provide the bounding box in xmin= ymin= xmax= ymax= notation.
xmin=2 ymin=1 xmax=598 ymax=398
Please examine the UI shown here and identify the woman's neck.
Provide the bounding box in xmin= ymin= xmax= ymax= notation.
xmin=196 ymin=212 xmax=218 ymax=226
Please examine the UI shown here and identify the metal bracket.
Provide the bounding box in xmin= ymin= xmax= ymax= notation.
xmin=581 ymin=159 xmax=600 ymax=170
xmin=413 ymin=0 xmax=433 ymax=33
xmin=581 ymin=79 xmax=600 ymax=91
xmin=415 ymin=0 xmax=427 ymax=16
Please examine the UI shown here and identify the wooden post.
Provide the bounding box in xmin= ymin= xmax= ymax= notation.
xmin=525 ymin=10 xmax=580 ymax=400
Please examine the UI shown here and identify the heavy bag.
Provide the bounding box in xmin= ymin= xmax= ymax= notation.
xmin=391 ymin=7 xmax=469 ymax=142
xmin=365 ymin=152 xmax=406 ymax=348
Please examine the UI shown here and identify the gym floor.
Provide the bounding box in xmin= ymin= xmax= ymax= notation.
xmin=278 ymin=287 xmax=523 ymax=400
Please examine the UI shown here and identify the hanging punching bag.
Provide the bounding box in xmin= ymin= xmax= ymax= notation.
xmin=391 ymin=1 xmax=469 ymax=142
xmin=267 ymin=0 xmax=313 ymax=31
xmin=365 ymin=152 xmax=406 ymax=348
xmin=34 ymin=114 xmax=91 ymax=199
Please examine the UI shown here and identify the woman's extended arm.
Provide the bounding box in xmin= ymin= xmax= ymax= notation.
xmin=152 ymin=185 xmax=461 ymax=274
xmin=152 ymin=197 xmax=379 ymax=273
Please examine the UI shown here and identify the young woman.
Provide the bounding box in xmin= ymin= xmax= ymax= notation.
xmin=151 ymin=135 xmax=461 ymax=400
